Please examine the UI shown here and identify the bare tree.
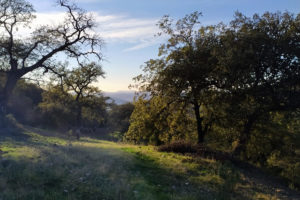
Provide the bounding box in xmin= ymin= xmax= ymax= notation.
xmin=0 ymin=0 xmax=103 ymax=114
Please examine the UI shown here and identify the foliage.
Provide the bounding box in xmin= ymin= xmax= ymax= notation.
xmin=0 ymin=2 xmax=299 ymax=193
xmin=0 ymin=114 xmax=18 ymax=128
xmin=214 ymin=11 xmax=300 ymax=155
xmin=63 ymin=62 xmax=105 ymax=126
xmin=128 ymin=11 xmax=300 ymax=189
xmin=108 ymin=102 xmax=135 ymax=134
xmin=8 ymin=79 xmax=43 ymax=125
xmin=38 ymin=62 xmax=107 ymax=129
xmin=158 ymin=140 xmax=197 ymax=154
xmin=133 ymin=12 xmax=219 ymax=144
xmin=39 ymin=85 xmax=76 ymax=129
xmin=0 ymin=0 xmax=102 ymax=115
xmin=125 ymin=96 xmax=196 ymax=145
xmin=81 ymin=95 xmax=109 ymax=127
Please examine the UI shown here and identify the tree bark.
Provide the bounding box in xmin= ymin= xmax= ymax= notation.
xmin=0 ymin=72 xmax=19 ymax=116
xmin=75 ymin=103 xmax=82 ymax=140
xmin=75 ymin=93 xmax=82 ymax=128
xmin=76 ymin=105 xmax=82 ymax=127
xmin=193 ymin=100 xmax=205 ymax=144
xmin=154 ymin=132 xmax=161 ymax=146
xmin=233 ymin=113 xmax=257 ymax=156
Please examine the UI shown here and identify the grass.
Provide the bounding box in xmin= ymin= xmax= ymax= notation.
xmin=0 ymin=127 xmax=298 ymax=200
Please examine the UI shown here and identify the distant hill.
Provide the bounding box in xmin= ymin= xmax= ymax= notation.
xmin=103 ymin=91 xmax=136 ymax=104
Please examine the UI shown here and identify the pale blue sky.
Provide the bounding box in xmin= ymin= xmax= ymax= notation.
xmin=28 ymin=0 xmax=300 ymax=91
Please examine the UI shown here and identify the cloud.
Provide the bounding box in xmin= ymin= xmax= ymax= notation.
xmin=9 ymin=11 xmax=161 ymax=51
xmin=123 ymin=37 xmax=164 ymax=52
xmin=4 ymin=12 xmax=66 ymax=39
xmin=93 ymin=13 xmax=161 ymax=50
xmin=123 ymin=41 xmax=154 ymax=52
xmin=94 ymin=13 xmax=160 ymax=47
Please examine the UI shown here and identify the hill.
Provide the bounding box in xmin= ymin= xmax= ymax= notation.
xmin=0 ymin=127 xmax=299 ymax=200
xmin=104 ymin=91 xmax=136 ymax=105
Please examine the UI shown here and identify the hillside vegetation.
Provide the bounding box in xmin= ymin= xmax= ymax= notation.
xmin=0 ymin=1 xmax=299 ymax=199
xmin=0 ymin=127 xmax=299 ymax=200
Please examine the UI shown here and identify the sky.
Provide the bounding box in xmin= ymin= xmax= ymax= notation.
xmin=27 ymin=0 xmax=300 ymax=92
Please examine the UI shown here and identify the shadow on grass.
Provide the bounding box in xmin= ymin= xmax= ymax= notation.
xmin=0 ymin=137 xmax=218 ymax=200
xmin=0 ymin=145 xmax=127 ymax=200
xmin=0 ymin=127 xmax=30 ymax=142
xmin=1 ymin=128 xmax=288 ymax=200
xmin=121 ymin=147 xmax=243 ymax=200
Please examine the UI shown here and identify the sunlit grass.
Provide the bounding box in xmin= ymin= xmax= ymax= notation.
xmin=0 ymin=143 xmax=41 ymax=160
xmin=0 ymin=128 xmax=287 ymax=200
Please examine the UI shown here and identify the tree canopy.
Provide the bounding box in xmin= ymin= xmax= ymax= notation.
xmin=0 ymin=0 xmax=102 ymax=114
xmin=133 ymin=12 xmax=219 ymax=144
xmin=130 ymin=11 xmax=300 ymax=155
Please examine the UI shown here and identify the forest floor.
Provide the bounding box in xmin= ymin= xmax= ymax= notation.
xmin=0 ymin=126 xmax=299 ymax=200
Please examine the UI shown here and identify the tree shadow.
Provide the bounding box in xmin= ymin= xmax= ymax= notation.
xmin=0 ymin=136 xmax=217 ymax=200
xmin=121 ymin=148 xmax=215 ymax=200
xmin=2 ymin=128 xmax=297 ymax=200
xmin=0 ymin=127 xmax=30 ymax=142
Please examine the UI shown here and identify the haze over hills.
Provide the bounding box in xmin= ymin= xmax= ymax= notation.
xmin=103 ymin=90 xmax=136 ymax=104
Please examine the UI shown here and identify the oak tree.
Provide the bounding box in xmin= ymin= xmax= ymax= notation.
xmin=133 ymin=12 xmax=218 ymax=144
xmin=216 ymin=11 xmax=300 ymax=155
xmin=0 ymin=0 xmax=102 ymax=115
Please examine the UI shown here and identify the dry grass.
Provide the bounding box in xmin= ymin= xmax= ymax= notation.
xmin=0 ymin=127 xmax=298 ymax=200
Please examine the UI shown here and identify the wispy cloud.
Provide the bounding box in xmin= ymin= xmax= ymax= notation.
xmin=94 ymin=13 xmax=160 ymax=49
xmin=11 ymin=11 xmax=161 ymax=51
xmin=123 ymin=38 xmax=164 ymax=52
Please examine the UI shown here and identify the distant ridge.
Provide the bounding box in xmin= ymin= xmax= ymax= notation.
xmin=103 ymin=91 xmax=136 ymax=105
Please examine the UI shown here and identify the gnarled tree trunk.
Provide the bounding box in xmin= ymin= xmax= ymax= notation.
xmin=193 ymin=99 xmax=205 ymax=144
xmin=233 ymin=113 xmax=258 ymax=156
xmin=0 ymin=72 xmax=20 ymax=116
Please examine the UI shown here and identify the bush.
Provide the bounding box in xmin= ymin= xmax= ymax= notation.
xmin=158 ymin=141 xmax=232 ymax=164
xmin=158 ymin=140 xmax=197 ymax=154
xmin=109 ymin=131 xmax=123 ymax=141
xmin=0 ymin=114 xmax=19 ymax=129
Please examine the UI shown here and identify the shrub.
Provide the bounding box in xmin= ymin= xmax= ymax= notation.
xmin=158 ymin=140 xmax=197 ymax=154
xmin=0 ymin=114 xmax=19 ymax=129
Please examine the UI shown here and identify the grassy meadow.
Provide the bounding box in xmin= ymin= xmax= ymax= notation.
xmin=0 ymin=127 xmax=298 ymax=200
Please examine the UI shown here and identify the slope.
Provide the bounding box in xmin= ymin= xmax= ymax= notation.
xmin=0 ymin=127 xmax=299 ymax=200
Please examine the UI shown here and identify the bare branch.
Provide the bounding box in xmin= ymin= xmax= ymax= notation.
xmin=0 ymin=0 xmax=103 ymax=78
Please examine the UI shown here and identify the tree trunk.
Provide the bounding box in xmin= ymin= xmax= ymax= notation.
xmin=76 ymin=104 xmax=82 ymax=127
xmin=0 ymin=73 xmax=19 ymax=116
xmin=154 ymin=132 xmax=161 ymax=146
xmin=233 ymin=114 xmax=257 ymax=156
xmin=193 ymin=100 xmax=205 ymax=144
xmin=75 ymin=93 xmax=82 ymax=127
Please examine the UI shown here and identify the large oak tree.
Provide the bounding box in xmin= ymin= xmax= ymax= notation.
xmin=216 ymin=11 xmax=300 ymax=155
xmin=0 ymin=0 xmax=102 ymax=115
xmin=133 ymin=12 xmax=219 ymax=144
